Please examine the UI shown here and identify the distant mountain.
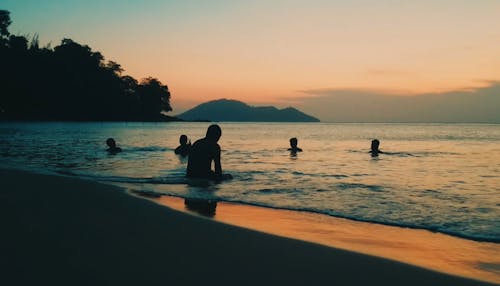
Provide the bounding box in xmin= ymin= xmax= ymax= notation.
xmin=176 ymin=99 xmax=320 ymax=122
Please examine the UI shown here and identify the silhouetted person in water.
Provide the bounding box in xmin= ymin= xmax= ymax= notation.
xmin=288 ymin=137 xmax=303 ymax=154
xmin=106 ymin=138 xmax=122 ymax=154
xmin=187 ymin=124 xmax=232 ymax=180
xmin=174 ymin=134 xmax=191 ymax=156
xmin=370 ymin=139 xmax=383 ymax=157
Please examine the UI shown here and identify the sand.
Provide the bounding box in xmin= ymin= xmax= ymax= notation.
xmin=0 ymin=169 xmax=496 ymax=286
xmin=156 ymin=196 xmax=500 ymax=283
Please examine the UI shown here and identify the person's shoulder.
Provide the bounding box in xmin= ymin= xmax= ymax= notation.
xmin=190 ymin=138 xmax=204 ymax=148
xmin=193 ymin=138 xmax=205 ymax=145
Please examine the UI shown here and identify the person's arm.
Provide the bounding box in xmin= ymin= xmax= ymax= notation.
xmin=214 ymin=145 xmax=222 ymax=175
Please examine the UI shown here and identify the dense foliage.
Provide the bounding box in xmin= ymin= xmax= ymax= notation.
xmin=0 ymin=10 xmax=174 ymax=121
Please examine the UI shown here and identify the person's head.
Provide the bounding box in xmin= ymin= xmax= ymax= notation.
xmin=290 ymin=137 xmax=298 ymax=148
xmin=106 ymin=138 xmax=116 ymax=148
xmin=179 ymin=134 xmax=188 ymax=145
xmin=206 ymin=124 xmax=222 ymax=142
xmin=371 ymin=139 xmax=380 ymax=151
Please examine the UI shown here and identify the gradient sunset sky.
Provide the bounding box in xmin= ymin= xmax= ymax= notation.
xmin=3 ymin=0 xmax=500 ymax=120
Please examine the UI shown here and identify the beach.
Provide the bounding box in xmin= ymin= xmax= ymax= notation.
xmin=2 ymin=2 xmax=500 ymax=284
xmin=0 ymin=169 xmax=496 ymax=286
xmin=156 ymin=196 xmax=500 ymax=283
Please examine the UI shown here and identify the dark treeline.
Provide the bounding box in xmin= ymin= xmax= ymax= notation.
xmin=0 ymin=10 xmax=177 ymax=121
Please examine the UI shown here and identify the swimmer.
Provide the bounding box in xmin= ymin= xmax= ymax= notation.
xmin=370 ymin=139 xmax=384 ymax=157
xmin=288 ymin=137 xmax=303 ymax=154
xmin=174 ymin=134 xmax=191 ymax=156
xmin=106 ymin=138 xmax=122 ymax=154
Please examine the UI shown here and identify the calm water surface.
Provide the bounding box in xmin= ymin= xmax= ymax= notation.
xmin=0 ymin=122 xmax=499 ymax=242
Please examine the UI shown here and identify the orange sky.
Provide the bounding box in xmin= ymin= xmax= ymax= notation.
xmin=5 ymin=1 xmax=500 ymax=114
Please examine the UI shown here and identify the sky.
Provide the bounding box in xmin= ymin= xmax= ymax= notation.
xmin=2 ymin=0 xmax=500 ymax=122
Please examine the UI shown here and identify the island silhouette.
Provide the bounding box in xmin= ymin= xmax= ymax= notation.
xmin=177 ymin=99 xmax=319 ymax=122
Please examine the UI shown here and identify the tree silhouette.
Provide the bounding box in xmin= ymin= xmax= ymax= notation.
xmin=9 ymin=35 xmax=28 ymax=52
xmin=0 ymin=10 xmax=11 ymax=49
xmin=106 ymin=61 xmax=124 ymax=75
xmin=137 ymin=77 xmax=172 ymax=117
xmin=0 ymin=10 xmax=10 ymax=38
xmin=0 ymin=10 xmax=177 ymax=121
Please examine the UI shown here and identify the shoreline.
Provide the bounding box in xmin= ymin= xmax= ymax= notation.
xmin=1 ymin=168 xmax=498 ymax=285
xmin=149 ymin=195 xmax=500 ymax=284
xmin=12 ymin=166 xmax=498 ymax=244
xmin=149 ymin=192 xmax=498 ymax=244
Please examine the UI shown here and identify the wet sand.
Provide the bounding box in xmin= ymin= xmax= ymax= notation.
xmin=0 ymin=169 xmax=497 ymax=286
xmin=156 ymin=196 xmax=500 ymax=284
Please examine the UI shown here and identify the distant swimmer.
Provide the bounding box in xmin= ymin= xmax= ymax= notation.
xmin=106 ymin=138 xmax=122 ymax=154
xmin=186 ymin=124 xmax=232 ymax=181
xmin=288 ymin=137 xmax=303 ymax=154
xmin=370 ymin=139 xmax=384 ymax=157
xmin=174 ymin=134 xmax=191 ymax=156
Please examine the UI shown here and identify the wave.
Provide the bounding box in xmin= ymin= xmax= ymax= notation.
xmin=188 ymin=195 xmax=500 ymax=243
xmin=55 ymin=170 xmax=188 ymax=185
xmin=19 ymin=167 xmax=500 ymax=244
xmin=243 ymin=188 xmax=305 ymax=195
xmin=120 ymin=184 xmax=499 ymax=243
xmin=117 ymin=178 xmax=499 ymax=243
xmin=55 ymin=169 xmax=236 ymax=189
xmin=123 ymin=146 xmax=171 ymax=152
xmin=410 ymin=151 xmax=460 ymax=157
xmin=348 ymin=149 xmax=462 ymax=157
xmin=330 ymin=182 xmax=386 ymax=192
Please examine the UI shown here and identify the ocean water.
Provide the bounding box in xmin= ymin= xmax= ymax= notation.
xmin=0 ymin=122 xmax=499 ymax=242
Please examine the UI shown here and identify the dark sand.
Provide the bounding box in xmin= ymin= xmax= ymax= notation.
xmin=0 ymin=169 xmax=496 ymax=286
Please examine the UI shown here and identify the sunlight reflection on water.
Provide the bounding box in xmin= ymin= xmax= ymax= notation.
xmin=0 ymin=122 xmax=499 ymax=242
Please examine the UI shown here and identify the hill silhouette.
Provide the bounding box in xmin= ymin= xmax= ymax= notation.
xmin=177 ymin=99 xmax=320 ymax=122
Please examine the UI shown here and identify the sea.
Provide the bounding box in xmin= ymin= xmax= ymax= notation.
xmin=0 ymin=122 xmax=499 ymax=243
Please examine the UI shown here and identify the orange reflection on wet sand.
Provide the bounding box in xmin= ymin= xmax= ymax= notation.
xmin=156 ymin=196 xmax=500 ymax=284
